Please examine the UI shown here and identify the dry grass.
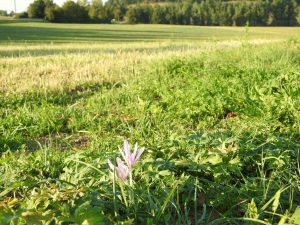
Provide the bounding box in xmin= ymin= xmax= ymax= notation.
xmin=0 ymin=39 xmax=282 ymax=93
xmin=1 ymin=21 xmax=299 ymax=92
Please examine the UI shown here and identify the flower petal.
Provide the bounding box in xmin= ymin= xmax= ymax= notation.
xmin=132 ymin=143 xmax=138 ymax=162
xmin=116 ymin=157 xmax=125 ymax=167
xmin=119 ymin=146 xmax=128 ymax=164
xmin=116 ymin=160 xmax=129 ymax=181
xmin=124 ymin=140 xmax=131 ymax=159
xmin=107 ymin=159 xmax=115 ymax=171
xmin=116 ymin=166 xmax=124 ymax=180
xmin=109 ymin=171 xmax=114 ymax=177
xmin=134 ymin=147 xmax=145 ymax=163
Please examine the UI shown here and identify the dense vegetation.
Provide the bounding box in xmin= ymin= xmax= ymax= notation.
xmin=0 ymin=10 xmax=9 ymax=16
xmin=8 ymin=0 xmax=299 ymax=25
xmin=125 ymin=0 xmax=298 ymax=25
xmin=0 ymin=20 xmax=300 ymax=224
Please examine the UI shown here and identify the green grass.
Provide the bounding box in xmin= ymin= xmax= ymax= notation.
xmin=0 ymin=20 xmax=300 ymax=224
xmin=0 ymin=19 xmax=300 ymax=43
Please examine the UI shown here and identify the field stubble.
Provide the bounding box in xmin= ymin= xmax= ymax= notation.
xmin=0 ymin=39 xmax=281 ymax=93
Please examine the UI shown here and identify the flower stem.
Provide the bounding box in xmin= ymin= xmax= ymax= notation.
xmin=113 ymin=170 xmax=117 ymax=218
xmin=128 ymin=169 xmax=136 ymax=218
xmin=119 ymin=181 xmax=128 ymax=207
xmin=129 ymin=169 xmax=133 ymax=187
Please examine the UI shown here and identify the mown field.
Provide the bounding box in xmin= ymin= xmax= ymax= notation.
xmin=0 ymin=20 xmax=300 ymax=224
xmin=1 ymin=19 xmax=300 ymax=43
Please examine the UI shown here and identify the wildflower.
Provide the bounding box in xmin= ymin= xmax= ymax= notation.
xmin=119 ymin=140 xmax=144 ymax=169
xmin=108 ymin=140 xmax=145 ymax=185
xmin=108 ymin=157 xmax=129 ymax=181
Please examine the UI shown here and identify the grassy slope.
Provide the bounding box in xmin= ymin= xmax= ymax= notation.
xmin=0 ymin=20 xmax=299 ymax=224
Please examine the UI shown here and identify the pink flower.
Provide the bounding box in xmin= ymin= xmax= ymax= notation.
xmin=119 ymin=140 xmax=145 ymax=169
xmin=107 ymin=140 xmax=145 ymax=184
xmin=108 ymin=157 xmax=129 ymax=181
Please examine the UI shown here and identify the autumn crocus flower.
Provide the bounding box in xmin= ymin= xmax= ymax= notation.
xmin=108 ymin=140 xmax=145 ymax=186
xmin=119 ymin=140 xmax=145 ymax=170
xmin=108 ymin=158 xmax=129 ymax=181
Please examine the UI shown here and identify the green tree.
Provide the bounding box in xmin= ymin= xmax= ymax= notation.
xmin=45 ymin=4 xmax=63 ymax=22
xmin=165 ymin=4 xmax=177 ymax=24
xmin=151 ymin=5 xmax=166 ymax=24
xmin=28 ymin=0 xmax=46 ymax=18
xmin=62 ymin=0 xmax=89 ymax=22
xmin=271 ymin=0 xmax=298 ymax=25
xmin=126 ymin=6 xmax=138 ymax=23
xmin=77 ymin=0 xmax=89 ymax=7
xmin=89 ymin=0 xmax=104 ymax=21
xmin=14 ymin=12 xmax=29 ymax=18
xmin=0 ymin=10 xmax=8 ymax=16
xmin=28 ymin=0 xmax=54 ymax=19
xmin=138 ymin=5 xmax=152 ymax=23
xmin=181 ymin=2 xmax=192 ymax=25
xmin=106 ymin=0 xmax=127 ymax=21
xmin=191 ymin=3 xmax=203 ymax=25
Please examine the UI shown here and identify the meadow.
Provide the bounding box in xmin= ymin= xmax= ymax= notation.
xmin=0 ymin=20 xmax=300 ymax=224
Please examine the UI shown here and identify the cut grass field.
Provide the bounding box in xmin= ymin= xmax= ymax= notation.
xmin=0 ymin=19 xmax=300 ymax=224
xmin=1 ymin=19 xmax=300 ymax=43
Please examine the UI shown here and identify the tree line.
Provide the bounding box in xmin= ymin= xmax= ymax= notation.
xmin=126 ymin=0 xmax=298 ymax=26
xmin=13 ymin=0 xmax=299 ymax=26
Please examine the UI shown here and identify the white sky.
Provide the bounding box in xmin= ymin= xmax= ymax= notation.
xmin=0 ymin=0 xmax=66 ymax=13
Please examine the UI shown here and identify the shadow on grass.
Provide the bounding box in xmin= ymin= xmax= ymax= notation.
xmin=0 ymin=18 xmax=44 ymax=24
xmin=0 ymin=81 xmax=122 ymax=152
xmin=0 ymin=24 xmax=182 ymax=43
xmin=0 ymin=81 xmax=123 ymax=109
xmin=0 ymin=22 xmax=243 ymax=43
xmin=0 ymin=137 xmax=45 ymax=153
xmin=48 ymin=81 xmax=122 ymax=106
xmin=0 ymin=137 xmax=28 ymax=153
xmin=0 ymin=132 xmax=91 ymax=154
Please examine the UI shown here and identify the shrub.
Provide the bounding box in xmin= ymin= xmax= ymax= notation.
xmin=14 ymin=12 xmax=29 ymax=19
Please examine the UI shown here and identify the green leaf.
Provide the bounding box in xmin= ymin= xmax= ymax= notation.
xmin=291 ymin=206 xmax=300 ymax=225
xmin=272 ymin=190 xmax=281 ymax=213
xmin=146 ymin=218 xmax=155 ymax=225
xmin=74 ymin=201 xmax=108 ymax=225
xmin=229 ymin=157 xmax=240 ymax=165
xmin=155 ymin=181 xmax=181 ymax=223
xmin=278 ymin=210 xmax=288 ymax=225
xmin=115 ymin=220 xmax=134 ymax=225
xmin=158 ymin=170 xmax=171 ymax=176
xmin=204 ymin=155 xmax=222 ymax=165
xmin=247 ymin=199 xmax=259 ymax=219
xmin=261 ymin=187 xmax=289 ymax=211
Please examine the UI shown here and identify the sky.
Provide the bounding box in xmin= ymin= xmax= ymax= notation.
xmin=0 ymin=0 xmax=65 ymax=13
